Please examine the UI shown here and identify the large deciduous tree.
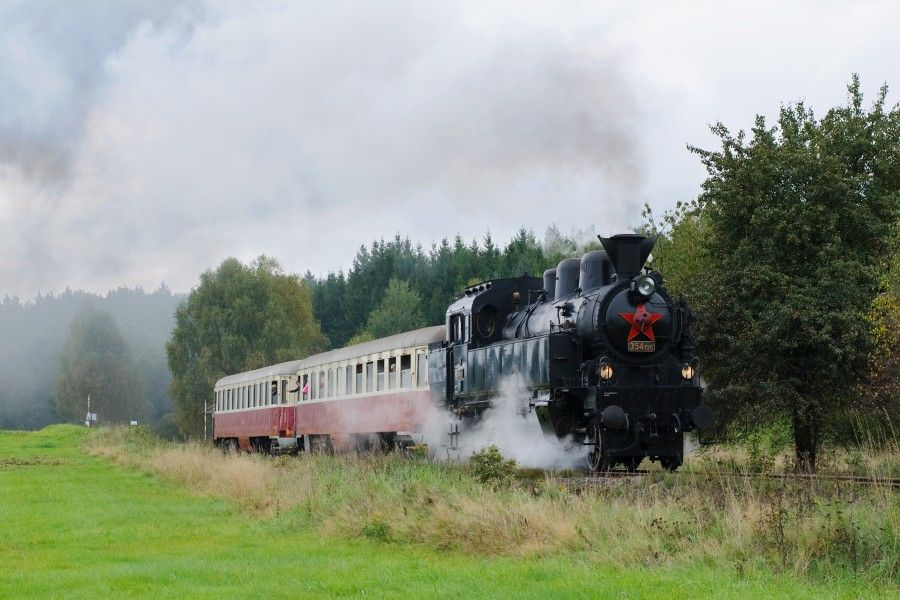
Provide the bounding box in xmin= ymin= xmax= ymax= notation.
xmin=166 ymin=257 xmax=325 ymax=438
xmin=689 ymin=76 xmax=899 ymax=470
xmin=54 ymin=307 xmax=148 ymax=425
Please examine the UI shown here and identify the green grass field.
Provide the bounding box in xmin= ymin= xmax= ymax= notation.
xmin=0 ymin=426 xmax=893 ymax=598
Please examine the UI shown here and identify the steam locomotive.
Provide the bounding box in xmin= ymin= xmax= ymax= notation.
xmin=427 ymin=233 xmax=713 ymax=471
xmin=213 ymin=232 xmax=712 ymax=472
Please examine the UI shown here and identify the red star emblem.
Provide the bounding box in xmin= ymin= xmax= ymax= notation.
xmin=619 ymin=303 xmax=663 ymax=341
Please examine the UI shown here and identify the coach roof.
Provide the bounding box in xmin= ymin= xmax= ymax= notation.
xmin=214 ymin=325 xmax=445 ymax=387
xmin=296 ymin=325 xmax=445 ymax=370
xmin=215 ymin=359 xmax=305 ymax=388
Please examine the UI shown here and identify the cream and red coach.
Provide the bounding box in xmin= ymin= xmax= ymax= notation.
xmin=213 ymin=326 xmax=444 ymax=452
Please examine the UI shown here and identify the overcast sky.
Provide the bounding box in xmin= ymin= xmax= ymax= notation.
xmin=1 ymin=1 xmax=898 ymax=298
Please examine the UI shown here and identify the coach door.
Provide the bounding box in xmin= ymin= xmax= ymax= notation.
xmin=278 ymin=379 xmax=295 ymax=436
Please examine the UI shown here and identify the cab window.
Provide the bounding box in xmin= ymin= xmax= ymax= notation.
xmin=450 ymin=313 xmax=467 ymax=343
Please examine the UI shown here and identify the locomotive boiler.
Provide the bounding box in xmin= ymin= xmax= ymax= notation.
xmin=428 ymin=233 xmax=714 ymax=471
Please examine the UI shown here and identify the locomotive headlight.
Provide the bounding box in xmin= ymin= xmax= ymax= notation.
xmin=599 ymin=363 xmax=614 ymax=380
xmin=634 ymin=275 xmax=656 ymax=298
xmin=681 ymin=363 xmax=695 ymax=380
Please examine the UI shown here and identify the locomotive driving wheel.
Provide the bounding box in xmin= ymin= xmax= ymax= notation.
xmin=587 ymin=422 xmax=612 ymax=473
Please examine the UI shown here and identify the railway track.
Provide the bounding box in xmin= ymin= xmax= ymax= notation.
xmin=559 ymin=469 xmax=900 ymax=490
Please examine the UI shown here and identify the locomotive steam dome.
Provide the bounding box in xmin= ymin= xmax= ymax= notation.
xmin=603 ymin=290 xmax=674 ymax=357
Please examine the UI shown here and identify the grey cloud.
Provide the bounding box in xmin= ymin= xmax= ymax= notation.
xmin=0 ymin=0 xmax=201 ymax=179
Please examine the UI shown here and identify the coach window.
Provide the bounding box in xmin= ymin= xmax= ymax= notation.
xmin=388 ymin=357 xmax=397 ymax=389
xmin=365 ymin=361 xmax=374 ymax=392
xmin=317 ymin=371 xmax=325 ymax=399
xmin=377 ymin=360 xmax=385 ymax=391
xmin=356 ymin=364 xmax=364 ymax=394
xmin=400 ymin=355 xmax=412 ymax=388
xmin=345 ymin=366 xmax=353 ymax=396
xmin=269 ymin=381 xmax=276 ymax=405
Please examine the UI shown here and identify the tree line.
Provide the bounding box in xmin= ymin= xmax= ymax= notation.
xmin=304 ymin=226 xmax=598 ymax=349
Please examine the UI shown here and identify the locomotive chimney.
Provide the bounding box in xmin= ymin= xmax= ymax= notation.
xmin=598 ymin=233 xmax=656 ymax=280
xmin=543 ymin=268 xmax=556 ymax=301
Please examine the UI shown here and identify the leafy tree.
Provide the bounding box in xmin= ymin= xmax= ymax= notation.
xmin=166 ymin=256 xmax=325 ymax=438
xmin=862 ymin=221 xmax=900 ymax=428
xmin=355 ymin=277 xmax=426 ymax=340
xmin=346 ymin=330 xmax=375 ymax=346
xmin=689 ymin=76 xmax=899 ymax=470
xmin=54 ymin=307 xmax=148 ymax=424
xmin=642 ymin=201 xmax=710 ymax=300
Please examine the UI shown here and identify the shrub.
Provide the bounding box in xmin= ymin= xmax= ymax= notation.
xmin=362 ymin=512 xmax=391 ymax=542
xmin=469 ymin=445 xmax=517 ymax=488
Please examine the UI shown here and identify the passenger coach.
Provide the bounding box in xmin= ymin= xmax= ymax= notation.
xmin=213 ymin=326 xmax=444 ymax=452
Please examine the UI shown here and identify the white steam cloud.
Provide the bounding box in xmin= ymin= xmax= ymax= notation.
xmin=421 ymin=376 xmax=587 ymax=470
xmin=0 ymin=1 xmax=642 ymax=297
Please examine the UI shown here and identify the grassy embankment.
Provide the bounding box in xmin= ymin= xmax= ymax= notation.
xmin=0 ymin=425 xmax=897 ymax=598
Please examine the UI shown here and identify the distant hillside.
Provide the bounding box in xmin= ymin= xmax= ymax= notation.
xmin=0 ymin=286 xmax=184 ymax=430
